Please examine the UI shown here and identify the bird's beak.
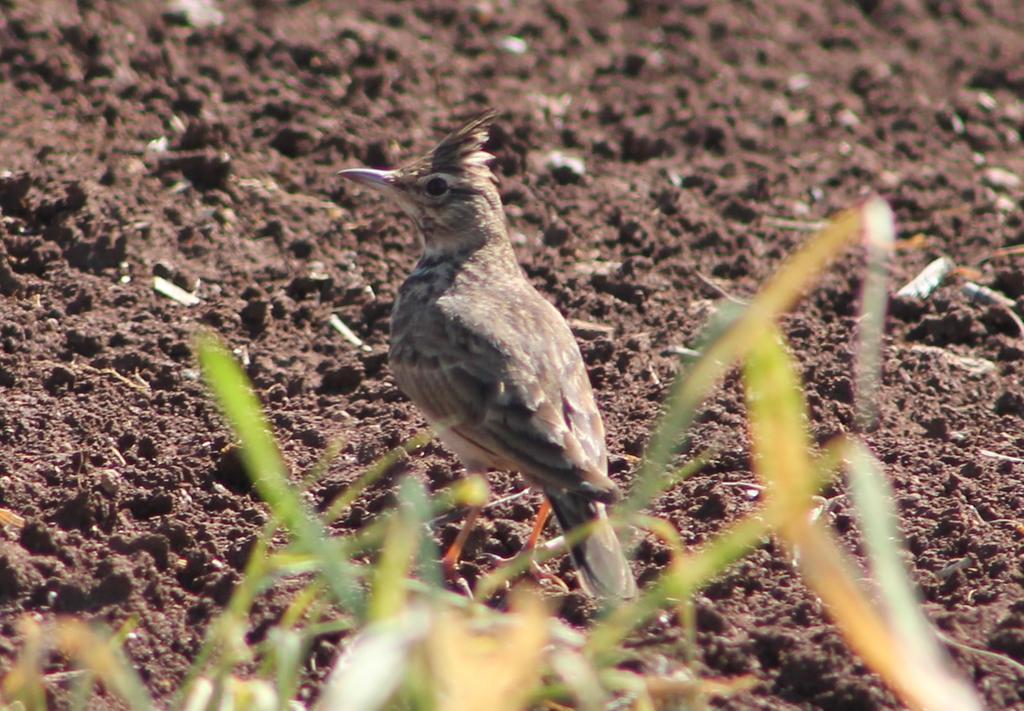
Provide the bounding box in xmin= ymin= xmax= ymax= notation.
xmin=337 ymin=168 xmax=396 ymax=192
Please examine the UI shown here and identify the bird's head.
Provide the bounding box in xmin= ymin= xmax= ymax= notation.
xmin=339 ymin=109 xmax=506 ymax=256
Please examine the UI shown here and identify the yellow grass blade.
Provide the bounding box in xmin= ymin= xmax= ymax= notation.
xmin=427 ymin=589 xmax=548 ymax=711
xmin=745 ymin=331 xmax=982 ymax=711
xmin=636 ymin=202 xmax=867 ymax=490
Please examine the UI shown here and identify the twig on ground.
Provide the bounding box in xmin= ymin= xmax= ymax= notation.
xmin=896 ymin=256 xmax=956 ymax=299
xmin=329 ymin=314 xmax=372 ymax=353
xmin=153 ymin=275 xmax=201 ymax=306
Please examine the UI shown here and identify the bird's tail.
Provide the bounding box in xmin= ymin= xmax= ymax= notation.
xmin=546 ymin=490 xmax=637 ymax=600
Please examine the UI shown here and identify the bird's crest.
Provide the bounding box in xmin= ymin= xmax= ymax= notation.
xmin=426 ymin=109 xmax=497 ymax=179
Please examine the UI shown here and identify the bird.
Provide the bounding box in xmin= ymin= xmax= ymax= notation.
xmin=338 ymin=109 xmax=637 ymax=600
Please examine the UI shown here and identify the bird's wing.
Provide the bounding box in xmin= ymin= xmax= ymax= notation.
xmin=389 ymin=293 xmax=614 ymax=499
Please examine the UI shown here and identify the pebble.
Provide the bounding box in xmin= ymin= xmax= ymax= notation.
xmin=786 ymin=72 xmax=811 ymax=93
xmin=982 ymin=167 xmax=1021 ymax=191
xmin=995 ymin=195 xmax=1017 ymax=213
xmin=543 ymin=151 xmax=586 ymax=184
xmin=97 ymin=469 xmax=120 ymax=497
xmin=163 ymin=0 xmax=224 ymax=28
xmin=836 ymin=108 xmax=861 ymax=128
xmin=950 ymin=113 xmax=966 ymax=135
xmin=498 ymin=36 xmax=528 ymax=55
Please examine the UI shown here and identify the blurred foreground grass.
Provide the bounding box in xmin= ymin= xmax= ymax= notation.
xmin=1 ymin=197 xmax=984 ymax=710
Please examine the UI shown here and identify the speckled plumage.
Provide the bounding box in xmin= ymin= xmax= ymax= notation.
xmin=339 ymin=111 xmax=636 ymax=599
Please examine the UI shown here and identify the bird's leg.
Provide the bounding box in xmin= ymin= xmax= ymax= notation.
xmin=522 ymin=499 xmax=570 ymax=592
xmin=524 ymin=499 xmax=552 ymax=551
xmin=477 ymin=498 xmax=569 ymax=592
xmin=441 ymin=504 xmax=482 ymax=595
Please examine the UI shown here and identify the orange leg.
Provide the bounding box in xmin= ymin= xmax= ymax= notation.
xmin=523 ymin=499 xmax=569 ymax=592
xmin=441 ymin=504 xmax=482 ymax=585
xmin=524 ymin=499 xmax=552 ymax=551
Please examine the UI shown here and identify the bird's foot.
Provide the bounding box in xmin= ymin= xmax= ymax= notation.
xmin=527 ymin=559 xmax=570 ymax=593
xmin=480 ymin=552 xmax=570 ymax=594
xmin=441 ymin=559 xmax=474 ymax=598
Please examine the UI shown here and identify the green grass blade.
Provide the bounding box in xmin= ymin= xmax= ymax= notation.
xmin=743 ymin=328 xmax=816 ymax=520
xmin=587 ymin=514 xmax=770 ymax=656
xmin=633 ymin=205 xmax=864 ymax=506
xmin=196 ymin=335 xmax=362 ymax=613
xmin=619 ymin=450 xmax=713 ymax=518
xmin=323 ymin=429 xmax=435 ymax=525
xmin=267 ymin=627 xmax=304 ymax=704
xmin=846 ymin=443 xmax=931 ymax=641
xmin=368 ymin=477 xmax=431 ymax=621
xmin=845 ymin=441 xmax=981 ymax=709
xmin=854 ymin=199 xmax=895 ymax=430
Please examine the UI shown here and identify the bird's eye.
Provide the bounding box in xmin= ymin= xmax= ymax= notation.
xmin=424 ymin=176 xmax=449 ymax=197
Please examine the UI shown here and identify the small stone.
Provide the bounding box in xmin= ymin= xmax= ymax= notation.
xmin=879 ymin=170 xmax=901 ymax=189
xmin=270 ymin=125 xmax=319 ymax=158
xmin=146 ymin=136 xmax=169 ymax=154
xmin=66 ymin=329 xmax=103 ymax=357
xmin=498 ymin=36 xmax=528 ymax=55
xmin=543 ymin=151 xmax=586 ymax=184
xmin=96 ymin=469 xmax=120 ymax=497
xmin=836 ymin=108 xmax=861 ymax=128
xmin=983 ymin=167 xmax=1021 ymax=191
xmin=44 ymin=365 xmax=76 ymax=394
xmin=240 ymin=299 xmax=269 ymax=329
xmin=163 ymin=0 xmax=224 ymax=28
xmin=995 ymin=195 xmax=1017 ymax=213
xmin=786 ymin=72 xmax=811 ymax=93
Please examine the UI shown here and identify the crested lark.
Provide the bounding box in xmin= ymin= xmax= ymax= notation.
xmin=338 ymin=110 xmax=637 ymax=599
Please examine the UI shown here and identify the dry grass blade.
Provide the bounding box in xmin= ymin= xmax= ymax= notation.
xmin=0 ymin=507 xmax=25 ymax=528
xmin=2 ymin=617 xmax=47 ymax=709
xmin=635 ymin=201 xmax=867 ymax=503
xmin=895 ymin=255 xmax=955 ymax=299
xmin=592 ymin=202 xmax=879 ymax=657
xmin=329 ymin=313 xmax=372 ymax=352
xmin=427 ymin=589 xmax=548 ymax=711
xmin=978 ymin=243 xmax=1024 ymax=262
xmin=369 ymin=478 xmax=429 ymax=621
xmin=845 ymin=442 xmax=983 ymax=710
xmin=745 ymin=331 xmax=982 ymax=711
xmin=153 ymin=275 xmax=201 ymax=306
xmin=795 ymin=527 xmax=981 ymax=711
xmin=854 ymin=199 xmax=894 ymax=429
xmin=52 ymin=619 xmax=153 ymax=710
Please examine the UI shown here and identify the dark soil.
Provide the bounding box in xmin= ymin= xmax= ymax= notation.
xmin=2 ymin=0 xmax=1023 ymax=708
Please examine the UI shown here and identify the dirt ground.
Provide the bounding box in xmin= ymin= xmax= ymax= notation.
xmin=1 ymin=0 xmax=1023 ymax=708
